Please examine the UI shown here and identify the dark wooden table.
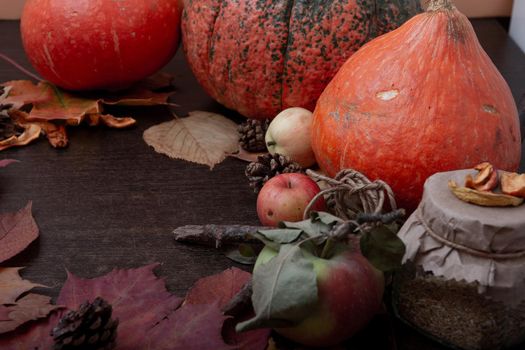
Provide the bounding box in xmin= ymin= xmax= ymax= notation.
xmin=0 ymin=19 xmax=524 ymax=349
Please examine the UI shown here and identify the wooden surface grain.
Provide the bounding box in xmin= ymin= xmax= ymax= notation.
xmin=0 ymin=19 xmax=524 ymax=349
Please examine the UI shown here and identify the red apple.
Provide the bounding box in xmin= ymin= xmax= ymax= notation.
xmin=257 ymin=173 xmax=326 ymax=226
xmin=20 ymin=0 xmax=182 ymax=91
xmin=255 ymin=244 xmax=385 ymax=347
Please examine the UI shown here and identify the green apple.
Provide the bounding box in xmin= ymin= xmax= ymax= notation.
xmin=266 ymin=107 xmax=316 ymax=168
xmin=255 ymin=244 xmax=385 ymax=347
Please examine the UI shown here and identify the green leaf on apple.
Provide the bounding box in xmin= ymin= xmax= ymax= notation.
xmin=279 ymin=212 xmax=342 ymax=242
xmin=254 ymin=229 xmax=304 ymax=249
xmin=359 ymin=225 xmax=406 ymax=272
xmin=236 ymin=244 xmax=318 ymax=332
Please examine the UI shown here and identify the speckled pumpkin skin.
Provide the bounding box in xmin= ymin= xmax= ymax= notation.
xmin=182 ymin=0 xmax=421 ymax=119
xmin=311 ymin=4 xmax=522 ymax=212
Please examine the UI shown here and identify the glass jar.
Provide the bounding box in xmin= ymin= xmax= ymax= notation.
xmin=393 ymin=169 xmax=525 ymax=350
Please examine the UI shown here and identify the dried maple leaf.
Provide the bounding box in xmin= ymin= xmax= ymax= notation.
xmin=0 ymin=267 xmax=45 ymax=305
xmin=184 ymin=268 xmax=271 ymax=350
xmin=0 ymin=294 xmax=62 ymax=334
xmin=56 ymin=264 xmax=183 ymax=350
xmin=143 ymin=111 xmax=239 ymax=169
xmin=184 ymin=267 xmax=252 ymax=308
xmin=0 ymin=77 xmax=174 ymax=149
xmin=0 ymin=202 xmax=39 ymax=264
xmin=146 ymin=303 xmax=234 ymax=350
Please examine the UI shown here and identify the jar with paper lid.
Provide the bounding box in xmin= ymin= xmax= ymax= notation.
xmin=392 ymin=169 xmax=525 ymax=350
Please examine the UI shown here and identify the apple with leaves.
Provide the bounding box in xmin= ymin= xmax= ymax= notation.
xmin=236 ymin=212 xmax=405 ymax=347
xmin=266 ymin=107 xmax=316 ymax=168
xmin=257 ymin=173 xmax=326 ymax=226
xmin=20 ymin=0 xmax=182 ymax=91
xmin=258 ymin=245 xmax=384 ymax=347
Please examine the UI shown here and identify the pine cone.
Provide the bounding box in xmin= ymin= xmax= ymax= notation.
xmin=245 ymin=153 xmax=303 ymax=193
xmin=238 ymin=119 xmax=270 ymax=153
xmin=51 ymin=297 xmax=118 ymax=350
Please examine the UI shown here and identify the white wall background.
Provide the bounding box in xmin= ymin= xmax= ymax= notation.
xmin=510 ymin=1 xmax=525 ymax=53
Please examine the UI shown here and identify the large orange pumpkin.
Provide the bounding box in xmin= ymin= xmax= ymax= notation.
xmin=311 ymin=0 xmax=521 ymax=212
xmin=182 ymin=0 xmax=421 ymax=119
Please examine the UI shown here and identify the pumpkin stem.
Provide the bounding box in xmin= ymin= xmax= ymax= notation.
xmin=426 ymin=0 xmax=456 ymax=11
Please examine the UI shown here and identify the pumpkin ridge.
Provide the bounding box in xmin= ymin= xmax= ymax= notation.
xmin=280 ymin=0 xmax=297 ymax=112
xmin=207 ymin=0 xmax=227 ymax=102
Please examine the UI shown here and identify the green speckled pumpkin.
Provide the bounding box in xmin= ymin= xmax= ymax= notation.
xmin=182 ymin=0 xmax=421 ymax=119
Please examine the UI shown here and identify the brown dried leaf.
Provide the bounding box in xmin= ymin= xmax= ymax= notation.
xmin=0 ymin=294 xmax=62 ymax=334
xmin=0 ymin=202 xmax=39 ymax=263
xmin=501 ymin=172 xmax=525 ymax=198
xmin=143 ymin=111 xmax=239 ymax=169
xmin=0 ymin=268 xmax=45 ymax=305
xmin=449 ymin=180 xmax=523 ymax=207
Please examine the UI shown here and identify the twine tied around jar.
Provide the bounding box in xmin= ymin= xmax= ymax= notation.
xmin=304 ymin=169 xmax=399 ymax=232
xmin=415 ymin=209 xmax=525 ymax=260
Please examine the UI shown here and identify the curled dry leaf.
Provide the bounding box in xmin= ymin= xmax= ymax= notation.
xmin=0 ymin=77 xmax=175 ymax=149
xmin=448 ymin=180 xmax=523 ymax=207
xmin=144 ymin=111 xmax=239 ymax=169
xmin=0 ymin=123 xmax=41 ymax=151
xmin=501 ymin=172 xmax=525 ymax=198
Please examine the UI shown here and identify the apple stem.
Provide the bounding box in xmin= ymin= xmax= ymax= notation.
xmin=320 ymin=237 xmax=335 ymax=259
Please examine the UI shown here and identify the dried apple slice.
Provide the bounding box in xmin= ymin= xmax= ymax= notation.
xmin=465 ymin=162 xmax=498 ymax=191
xmin=449 ymin=180 xmax=523 ymax=207
xmin=501 ymin=172 xmax=525 ymax=198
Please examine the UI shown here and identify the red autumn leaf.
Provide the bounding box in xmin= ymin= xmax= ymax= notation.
xmin=0 ymin=159 xmax=18 ymax=168
xmin=0 ymin=310 xmax=63 ymax=349
xmin=146 ymin=303 xmax=234 ymax=350
xmin=56 ymin=264 xmax=183 ymax=350
xmin=184 ymin=267 xmax=271 ymax=350
xmin=185 ymin=267 xmax=252 ymax=308
xmin=0 ymin=202 xmax=39 ymax=264
xmin=0 ymin=294 xmax=63 ymax=334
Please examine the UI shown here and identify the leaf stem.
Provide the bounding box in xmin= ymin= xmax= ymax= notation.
xmin=320 ymin=237 xmax=335 ymax=259
xmin=0 ymin=53 xmax=42 ymax=82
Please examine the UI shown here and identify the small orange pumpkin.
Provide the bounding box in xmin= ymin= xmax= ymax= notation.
xmin=311 ymin=0 xmax=521 ymax=212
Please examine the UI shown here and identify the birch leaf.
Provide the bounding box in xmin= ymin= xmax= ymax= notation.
xmin=144 ymin=111 xmax=239 ymax=169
